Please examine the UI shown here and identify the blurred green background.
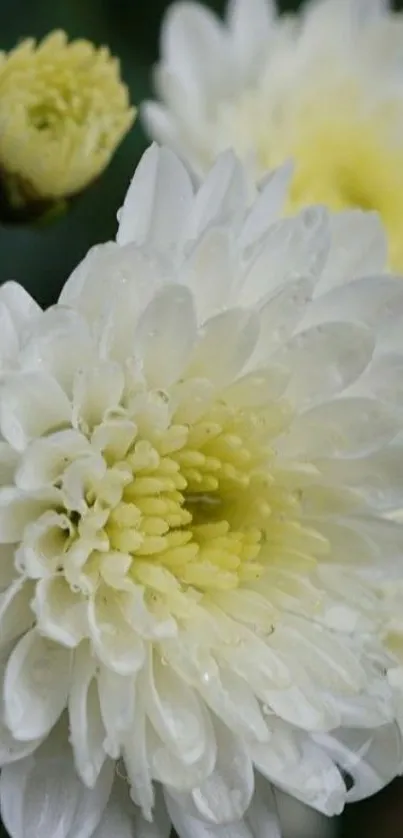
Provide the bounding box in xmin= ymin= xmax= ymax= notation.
xmin=1 ymin=1 xmax=403 ymax=837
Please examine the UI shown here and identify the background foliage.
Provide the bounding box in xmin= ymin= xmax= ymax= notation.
xmin=1 ymin=1 xmax=403 ymax=836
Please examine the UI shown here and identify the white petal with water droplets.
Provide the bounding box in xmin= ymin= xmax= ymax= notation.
xmin=88 ymin=588 xmax=145 ymax=676
xmin=117 ymin=144 xmax=194 ymax=254
xmin=135 ymin=285 xmax=197 ymax=388
xmin=238 ymin=208 xmax=329 ymax=308
xmin=145 ymin=652 xmax=212 ymax=765
xmin=188 ymin=308 xmax=259 ymax=387
xmin=181 ymin=227 xmax=234 ymax=322
xmin=277 ymin=322 xmax=374 ymax=409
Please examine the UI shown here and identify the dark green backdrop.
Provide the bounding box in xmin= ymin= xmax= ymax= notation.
xmin=1 ymin=2 xmax=403 ymax=836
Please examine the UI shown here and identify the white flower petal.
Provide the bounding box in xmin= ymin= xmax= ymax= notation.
xmin=0 ymin=737 xmax=113 ymax=838
xmin=0 ymin=578 xmax=34 ymax=647
xmin=15 ymin=430 xmax=90 ymax=492
xmin=181 ymin=227 xmax=234 ymax=322
xmin=303 ymin=275 xmax=403 ymax=332
xmin=314 ymin=444 xmax=403 ymax=511
xmin=33 ymin=576 xmax=87 ymax=647
xmin=318 ymin=212 xmax=387 ymax=295
xmin=149 ymin=723 xmax=216 ymax=791
xmin=313 ymin=722 xmax=403 ymax=804
xmin=251 ymin=728 xmax=346 ymax=815
xmin=135 ymin=285 xmax=197 ymax=388
xmin=145 ymin=651 xmax=213 ymax=765
xmin=165 ymin=791 xmax=253 ymax=838
xmin=0 ymin=487 xmax=59 ymax=543
xmin=190 ymin=719 xmax=254 ymax=823
xmin=0 ymin=302 xmax=19 ymax=367
xmin=123 ymin=693 xmax=154 ymax=820
xmin=160 ymin=2 xmax=230 ymax=103
xmin=97 ymin=666 xmax=136 ymax=759
xmin=0 ymin=282 xmax=41 ymax=333
xmin=88 ymin=588 xmax=145 ymax=675
xmin=117 ymin=143 xmax=194 ymax=253
xmin=0 ymin=723 xmax=43 ymax=768
xmin=277 ymin=322 xmax=374 ymax=409
xmin=119 ymin=583 xmax=177 ymax=640
xmin=72 ymin=361 xmax=125 ymax=432
xmin=240 ymin=161 xmax=293 ymax=251
xmin=19 ymin=307 xmax=95 ymax=397
xmin=187 ymin=151 xmax=247 ymax=241
xmin=141 ymin=101 xmax=182 ymax=155
xmin=93 ymin=779 xmax=170 ymax=838
xmin=226 ymin=0 xmax=275 ymax=80
xmin=188 ymin=308 xmax=259 ymax=387
xmin=4 ymin=630 xmax=72 ymax=740
xmin=0 ymin=373 xmax=71 ymax=452
xmin=239 ymin=208 xmax=329 ymax=308
xmin=69 ymin=643 xmax=107 ymax=787
xmin=91 ymin=419 xmax=137 ymax=462
xmin=282 ymin=397 xmax=399 ymax=460
xmin=249 ymin=278 xmax=315 ymax=365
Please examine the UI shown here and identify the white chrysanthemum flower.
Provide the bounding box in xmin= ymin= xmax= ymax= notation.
xmin=143 ymin=0 xmax=403 ymax=271
xmin=0 ymin=145 xmax=403 ymax=838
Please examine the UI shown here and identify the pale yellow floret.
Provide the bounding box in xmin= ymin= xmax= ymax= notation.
xmin=0 ymin=30 xmax=135 ymax=202
xmin=59 ymin=395 xmax=329 ymax=604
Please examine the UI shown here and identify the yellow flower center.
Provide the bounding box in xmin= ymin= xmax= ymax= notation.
xmin=63 ymin=392 xmax=329 ymax=600
xmin=216 ymin=85 xmax=403 ymax=271
xmin=285 ymin=104 xmax=403 ymax=272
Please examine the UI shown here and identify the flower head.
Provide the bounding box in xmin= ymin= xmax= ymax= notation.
xmin=0 ymin=145 xmax=403 ymax=837
xmin=0 ymin=31 xmax=135 ymax=215
xmin=144 ymin=0 xmax=403 ymax=270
